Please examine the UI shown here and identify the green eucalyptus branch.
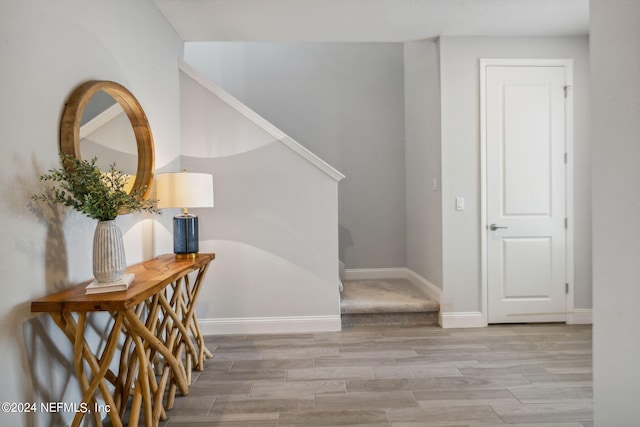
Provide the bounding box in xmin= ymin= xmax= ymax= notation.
xmin=32 ymin=154 xmax=160 ymax=221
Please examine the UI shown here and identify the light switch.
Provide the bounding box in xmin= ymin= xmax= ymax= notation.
xmin=455 ymin=197 xmax=465 ymax=211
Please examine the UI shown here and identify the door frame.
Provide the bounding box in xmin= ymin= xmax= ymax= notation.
xmin=479 ymin=58 xmax=575 ymax=325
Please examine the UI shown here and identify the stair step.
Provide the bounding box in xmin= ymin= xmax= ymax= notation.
xmin=340 ymin=279 xmax=439 ymax=328
xmin=341 ymin=311 xmax=439 ymax=328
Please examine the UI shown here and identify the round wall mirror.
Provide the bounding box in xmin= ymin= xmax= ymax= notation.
xmin=60 ymin=80 xmax=155 ymax=200
xmin=80 ymin=90 xmax=138 ymax=176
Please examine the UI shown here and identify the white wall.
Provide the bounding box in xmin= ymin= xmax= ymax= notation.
xmin=591 ymin=1 xmax=640 ymax=423
xmin=403 ymin=40 xmax=443 ymax=288
xmin=183 ymin=42 xmax=407 ymax=270
xmin=179 ymin=70 xmax=343 ymax=333
xmin=0 ymin=1 xmax=182 ymax=425
xmin=438 ymin=36 xmax=591 ymax=318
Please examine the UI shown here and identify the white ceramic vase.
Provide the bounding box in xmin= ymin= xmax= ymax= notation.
xmin=93 ymin=220 xmax=126 ymax=283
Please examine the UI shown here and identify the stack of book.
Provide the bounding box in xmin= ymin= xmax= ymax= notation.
xmin=85 ymin=274 xmax=135 ymax=295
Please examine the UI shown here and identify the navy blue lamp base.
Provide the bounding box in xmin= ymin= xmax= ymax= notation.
xmin=173 ymin=214 xmax=199 ymax=259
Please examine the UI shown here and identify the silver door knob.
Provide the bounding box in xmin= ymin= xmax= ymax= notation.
xmin=489 ymin=223 xmax=508 ymax=230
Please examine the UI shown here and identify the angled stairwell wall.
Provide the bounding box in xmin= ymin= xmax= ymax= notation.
xmin=177 ymin=62 xmax=345 ymax=334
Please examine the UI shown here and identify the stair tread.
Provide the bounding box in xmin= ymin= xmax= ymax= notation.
xmin=340 ymin=279 xmax=439 ymax=314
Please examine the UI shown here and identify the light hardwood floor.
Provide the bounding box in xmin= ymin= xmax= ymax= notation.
xmin=162 ymin=324 xmax=592 ymax=426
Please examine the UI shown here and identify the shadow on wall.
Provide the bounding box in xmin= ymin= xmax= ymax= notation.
xmin=21 ymin=312 xmax=75 ymax=427
xmin=183 ymin=145 xmax=340 ymax=280
xmin=339 ymin=224 xmax=353 ymax=268
xmin=22 ymin=310 xmax=115 ymax=427
xmin=16 ymin=154 xmax=116 ymax=425
xmin=26 ymin=153 xmax=146 ymax=292
xmin=21 ymin=155 xmax=71 ymax=294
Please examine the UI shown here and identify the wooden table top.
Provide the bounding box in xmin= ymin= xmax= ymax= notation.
xmin=31 ymin=253 xmax=215 ymax=313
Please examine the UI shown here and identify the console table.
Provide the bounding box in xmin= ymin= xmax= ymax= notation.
xmin=31 ymin=253 xmax=215 ymax=427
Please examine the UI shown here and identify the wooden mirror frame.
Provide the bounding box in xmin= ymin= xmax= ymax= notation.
xmin=60 ymin=80 xmax=155 ymax=200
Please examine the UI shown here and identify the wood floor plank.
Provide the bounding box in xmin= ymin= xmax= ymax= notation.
xmin=507 ymin=384 xmax=593 ymax=403
xmin=491 ymin=402 xmax=593 ymax=423
xmin=315 ymin=391 xmax=418 ymax=411
xmin=346 ymin=377 xmax=438 ymax=393
xmin=372 ymin=364 xmax=463 ymax=379
xmin=315 ymin=356 xmax=398 ymax=368
xmin=278 ymin=409 xmax=389 ymax=427
xmin=230 ymin=359 xmax=314 ymax=371
xmin=210 ymin=396 xmax=315 ymax=414
xmin=249 ymin=379 xmax=347 ymax=397
xmin=162 ymin=324 xmax=593 ymax=426
xmin=286 ymin=366 xmax=375 ymax=381
xmin=413 ymin=388 xmax=519 ymax=407
xmin=166 ymin=412 xmax=279 ymax=427
xmin=387 ymin=404 xmax=504 ymax=425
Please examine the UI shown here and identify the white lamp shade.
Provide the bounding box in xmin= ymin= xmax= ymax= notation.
xmin=156 ymin=172 xmax=214 ymax=209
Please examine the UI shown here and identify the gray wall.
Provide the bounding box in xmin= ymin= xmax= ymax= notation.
xmin=404 ymin=40 xmax=443 ymax=288
xmin=179 ymin=70 xmax=342 ymax=333
xmin=0 ymin=1 xmax=183 ymax=425
xmin=185 ymin=38 xmax=591 ymax=317
xmin=591 ymin=0 xmax=640 ymax=423
xmin=184 ymin=42 xmax=407 ymax=269
xmin=439 ymin=36 xmax=591 ymax=314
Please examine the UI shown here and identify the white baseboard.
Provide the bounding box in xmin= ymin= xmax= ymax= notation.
xmin=198 ymin=308 xmax=588 ymax=336
xmin=439 ymin=309 xmax=592 ymax=328
xmin=406 ymin=270 xmax=442 ymax=303
xmin=198 ymin=315 xmax=341 ymax=335
xmin=440 ymin=312 xmax=486 ymax=328
xmin=568 ymin=309 xmax=593 ymax=324
xmin=343 ymin=268 xmax=408 ymax=281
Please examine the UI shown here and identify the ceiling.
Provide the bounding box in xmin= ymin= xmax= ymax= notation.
xmin=152 ymin=0 xmax=589 ymax=43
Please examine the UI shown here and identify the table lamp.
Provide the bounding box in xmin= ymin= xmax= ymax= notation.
xmin=156 ymin=172 xmax=214 ymax=259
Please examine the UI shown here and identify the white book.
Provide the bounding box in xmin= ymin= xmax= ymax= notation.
xmin=85 ymin=274 xmax=135 ymax=295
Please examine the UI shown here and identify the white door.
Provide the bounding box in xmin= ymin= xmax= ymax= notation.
xmin=485 ymin=63 xmax=569 ymax=323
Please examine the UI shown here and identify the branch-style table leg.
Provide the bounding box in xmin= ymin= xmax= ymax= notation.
xmin=50 ymin=312 xmax=124 ymax=427
xmin=174 ymin=264 xmax=213 ymax=372
xmin=121 ymin=310 xmax=189 ymax=395
xmin=122 ymin=314 xmax=154 ymax=427
xmin=149 ymin=263 xmax=214 ymax=411
xmin=113 ymin=304 xmax=146 ymax=417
